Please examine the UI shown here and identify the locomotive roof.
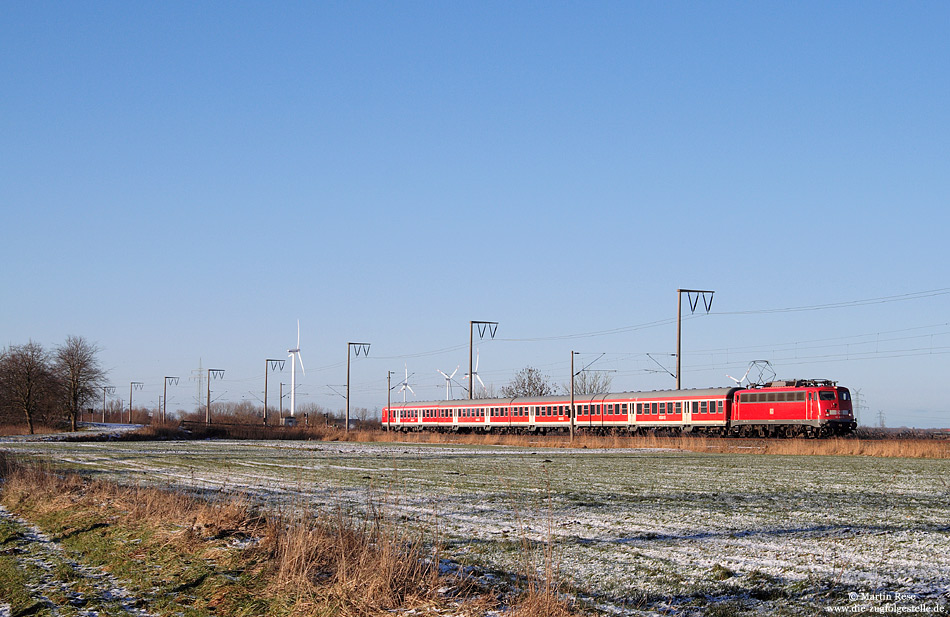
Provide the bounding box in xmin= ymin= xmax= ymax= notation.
xmin=386 ymin=386 xmax=739 ymax=408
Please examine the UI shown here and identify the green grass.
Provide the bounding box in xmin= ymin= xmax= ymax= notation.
xmin=0 ymin=519 xmax=43 ymax=616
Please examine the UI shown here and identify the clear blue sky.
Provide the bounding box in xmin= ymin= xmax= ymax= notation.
xmin=2 ymin=2 xmax=948 ymax=427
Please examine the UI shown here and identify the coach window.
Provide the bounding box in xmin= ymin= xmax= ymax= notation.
xmin=675 ymin=402 xmax=682 ymax=414
xmin=649 ymin=402 xmax=656 ymax=414
xmin=621 ymin=403 xmax=628 ymax=414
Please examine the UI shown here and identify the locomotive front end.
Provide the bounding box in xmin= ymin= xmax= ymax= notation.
xmin=818 ymin=386 xmax=857 ymax=435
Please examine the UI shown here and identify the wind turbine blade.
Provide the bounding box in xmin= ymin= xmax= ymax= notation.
xmin=406 ymin=384 xmax=415 ymax=395
xmin=297 ymin=319 xmax=300 ymax=349
xmin=474 ymin=349 xmax=479 ymax=372
xmin=438 ymin=370 xmax=449 ymax=379
xmin=476 ymin=374 xmax=486 ymax=390
xmin=449 ymin=365 xmax=459 ymax=379
xmin=297 ymin=352 xmax=306 ymax=375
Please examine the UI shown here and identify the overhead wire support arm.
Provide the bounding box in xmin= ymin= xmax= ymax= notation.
xmin=469 ymin=321 xmax=498 ymax=399
xmin=162 ymin=376 xmax=179 ymax=424
xmin=206 ymin=369 xmax=225 ymax=424
xmin=346 ymin=342 xmax=371 ymax=433
xmin=676 ymin=288 xmax=715 ymax=390
xmin=263 ymin=359 xmax=285 ymax=426
xmin=647 ymin=353 xmax=676 ymax=379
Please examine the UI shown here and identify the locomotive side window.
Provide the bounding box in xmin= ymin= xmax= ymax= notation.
xmin=819 ymin=391 xmax=836 ymax=401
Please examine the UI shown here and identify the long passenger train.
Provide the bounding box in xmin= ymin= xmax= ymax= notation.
xmin=382 ymin=379 xmax=856 ymax=438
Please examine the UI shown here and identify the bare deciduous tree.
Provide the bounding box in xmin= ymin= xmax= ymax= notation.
xmin=55 ymin=336 xmax=106 ymax=432
xmin=501 ymin=366 xmax=559 ymax=398
xmin=474 ymin=383 xmax=497 ymax=399
xmin=0 ymin=341 xmax=60 ymax=434
xmin=564 ymin=371 xmax=613 ymax=395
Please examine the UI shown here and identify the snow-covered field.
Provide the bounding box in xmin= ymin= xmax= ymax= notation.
xmin=3 ymin=439 xmax=948 ymax=615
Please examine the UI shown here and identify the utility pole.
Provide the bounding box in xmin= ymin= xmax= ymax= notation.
xmin=206 ymin=369 xmax=225 ymax=424
xmin=346 ymin=342 xmax=371 ymax=433
xmin=163 ymin=376 xmax=179 ymax=424
xmin=264 ymin=359 xmax=284 ymax=426
xmin=386 ymin=370 xmax=395 ymax=431
xmin=101 ymin=385 xmax=115 ymax=423
xmin=129 ymin=382 xmax=143 ymax=423
xmin=570 ymin=351 xmax=579 ymax=441
xmin=676 ymin=289 xmax=715 ymax=390
xmin=469 ymin=321 xmax=498 ymax=399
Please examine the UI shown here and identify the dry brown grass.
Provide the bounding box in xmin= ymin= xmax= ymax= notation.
xmin=754 ymin=437 xmax=950 ymax=458
xmin=270 ymin=506 xmax=439 ymax=615
xmin=0 ymin=423 xmax=62 ymax=437
xmin=370 ymin=429 xmax=950 ymax=459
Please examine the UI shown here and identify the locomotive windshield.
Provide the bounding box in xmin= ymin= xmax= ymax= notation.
xmin=838 ymin=390 xmax=851 ymax=401
xmin=818 ymin=391 xmax=836 ymax=401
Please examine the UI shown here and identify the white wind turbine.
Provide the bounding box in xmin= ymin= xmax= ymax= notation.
xmin=398 ymin=364 xmax=415 ymax=402
xmin=287 ymin=320 xmax=305 ymax=417
xmin=464 ymin=348 xmax=487 ymax=397
xmin=437 ymin=365 xmax=460 ymax=400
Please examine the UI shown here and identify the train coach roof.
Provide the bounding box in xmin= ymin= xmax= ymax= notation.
xmin=606 ymin=387 xmax=737 ymax=400
xmin=385 ymin=387 xmax=738 ymax=409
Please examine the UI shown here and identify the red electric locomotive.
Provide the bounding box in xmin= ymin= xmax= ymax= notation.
xmin=731 ymin=379 xmax=855 ymax=437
